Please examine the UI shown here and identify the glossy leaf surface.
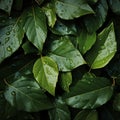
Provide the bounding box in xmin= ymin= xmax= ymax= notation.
xmin=22 ymin=6 xmax=47 ymax=52
xmin=43 ymin=3 xmax=56 ymax=28
xmin=50 ymin=20 xmax=77 ymax=35
xmin=85 ymin=23 xmax=117 ymax=69
xmin=4 ymin=57 xmax=53 ymax=112
xmin=60 ymin=72 xmax=72 ymax=92
xmin=0 ymin=17 xmax=24 ymax=63
xmin=76 ymin=29 xmax=96 ymax=54
xmin=63 ymin=73 xmax=113 ymax=109
xmin=55 ymin=0 xmax=94 ymax=20
xmin=48 ymin=37 xmax=86 ymax=71
xmin=33 ymin=56 xmax=59 ymax=96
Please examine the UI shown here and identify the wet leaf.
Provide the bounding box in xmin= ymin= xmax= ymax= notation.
xmin=22 ymin=6 xmax=47 ymax=52
xmin=63 ymin=73 xmax=113 ymax=109
xmin=33 ymin=56 xmax=59 ymax=96
xmin=85 ymin=22 xmax=117 ymax=69
xmin=55 ymin=0 xmax=94 ymax=20
xmin=48 ymin=37 xmax=86 ymax=71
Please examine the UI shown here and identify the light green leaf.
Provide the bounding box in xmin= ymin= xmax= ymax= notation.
xmin=22 ymin=6 xmax=47 ymax=52
xmin=76 ymin=28 xmax=96 ymax=54
xmin=0 ymin=0 xmax=13 ymax=14
xmin=74 ymin=110 xmax=98 ymax=120
xmin=4 ymin=57 xmax=53 ymax=112
xmin=33 ymin=56 xmax=59 ymax=96
xmin=48 ymin=98 xmax=71 ymax=120
xmin=48 ymin=37 xmax=86 ymax=71
xmin=0 ymin=17 xmax=24 ymax=63
xmin=50 ymin=20 xmax=77 ymax=35
xmin=108 ymin=0 xmax=120 ymax=15
xmin=60 ymin=72 xmax=72 ymax=92
xmin=84 ymin=0 xmax=108 ymax=33
xmin=85 ymin=22 xmax=117 ymax=69
xmin=42 ymin=3 xmax=56 ymax=28
xmin=55 ymin=0 xmax=94 ymax=20
xmin=63 ymin=73 xmax=113 ymax=109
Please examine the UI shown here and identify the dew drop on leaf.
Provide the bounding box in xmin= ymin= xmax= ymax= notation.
xmin=5 ymin=37 xmax=10 ymax=43
xmin=27 ymin=86 xmax=31 ymax=89
xmin=7 ymin=46 xmax=12 ymax=52
xmin=11 ymin=91 xmax=16 ymax=96
xmin=6 ymin=32 xmax=10 ymax=35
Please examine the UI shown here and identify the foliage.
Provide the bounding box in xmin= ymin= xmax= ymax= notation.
xmin=0 ymin=0 xmax=120 ymax=119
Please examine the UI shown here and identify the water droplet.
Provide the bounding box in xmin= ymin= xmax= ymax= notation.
xmin=27 ymin=86 xmax=31 ymax=89
xmin=11 ymin=91 xmax=16 ymax=95
xmin=6 ymin=31 xmax=10 ymax=35
xmin=99 ymin=39 xmax=102 ymax=41
xmin=7 ymin=46 xmax=12 ymax=52
xmin=5 ymin=37 xmax=10 ymax=43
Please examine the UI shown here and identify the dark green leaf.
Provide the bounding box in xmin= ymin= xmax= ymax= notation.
xmin=50 ymin=20 xmax=77 ymax=35
xmin=0 ymin=0 xmax=13 ymax=14
xmin=55 ymin=0 xmax=94 ymax=20
xmin=4 ymin=59 xmax=53 ymax=112
xmin=0 ymin=17 xmax=24 ymax=63
xmin=108 ymin=0 xmax=120 ymax=15
xmin=33 ymin=56 xmax=59 ymax=96
xmin=84 ymin=0 xmax=108 ymax=33
xmin=60 ymin=72 xmax=72 ymax=92
xmin=48 ymin=37 xmax=86 ymax=71
xmin=22 ymin=41 xmax=38 ymax=54
xmin=49 ymin=98 xmax=71 ymax=120
xmin=63 ymin=73 xmax=113 ymax=109
xmin=74 ymin=110 xmax=98 ymax=120
xmin=22 ymin=6 xmax=47 ymax=52
xmin=113 ymin=93 xmax=120 ymax=111
xmin=42 ymin=3 xmax=56 ymax=28
xmin=76 ymin=28 xmax=96 ymax=54
xmin=85 ymin=22 xmax=117 ymax=69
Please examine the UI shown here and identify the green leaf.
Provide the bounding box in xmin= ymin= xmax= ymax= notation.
xmin=108 ymin=0 xmax=120 ymax=15
xmin=4 ymin=58 xmax=53 ymax=112
xmin=84 ymin=0 xmax=108 ymax=33
xmin=48 ymin=37 xmax=86 ymax=71
xmin=50 ymin=20 xmax=77 ymax=35
xmin=85 ymin=22 xmax=117 ymax=69
xmin=55 ymin=0 xmax=94 ymax=20
xmin=22 ymin=41 xmax=38 ymax=55
xmin=59 ymin=72 xmax=72 ymax=92
xmin=48 ymin=98 xmax=71 ymax=120
xmin=0 ymin=0 xmax=13 ymax=14
xmin=22 ymin=6 xmax=47 ymax=52
xmin=63 ymin=73 xmax=113 ymax=109
xmin=113 ymin=93 xmax=120 ymax=111
xmin=74 ymin=110 xmax=98 ymax=120
xmin=0 ymin=17 xmax=24 ymax=63
xmin=76 ymin=28 xmax=96 ymax=54
xmin=42 ymin=3 xmax=56 ymax=28
xmin=33 ymin=56 xmax=59 ymax=96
